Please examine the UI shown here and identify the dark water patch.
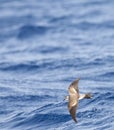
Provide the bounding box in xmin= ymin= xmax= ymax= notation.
xmin=2 ymin=49 xmax=27 ymax=55
xmin=37 ymin=46 xmax=67 ymax=54
xmin=0 ymin=86 xmax=14 ymax=92
xmin=78 ymin=107 xmax=104 ymax=119
xmin=0 ymin=29 xmax=17 ymax=41
xmin=0 ymin=94 xmax=54 ymax=102
xmin=71 ymin=20 xmax=114 ymax=31
xmin=71 ymin=21 xmax=100 ymax=30
xmin=95 ymin=71 xmax=114 ymax=81
xmin=17 ymin=25 xmax=50 ymax=39
xmin=99 ymin=92 xmax=114 ymax=105
xmin=75 ymin=60 xmax=105 ymax=70
xmin=93 ymin=92 xmax=114 ymax=101
xmin=86 ymin=76 xmax=112 ymax=82
xmin=0 ymin=58 xmax=83 ymax=72
xmin=94 ymin=86 xmax=114 ymax=93
xmin=0 ymin=15 xmax=36 ymax=41
xmin=0 ymin=0 xmax=21 ymax=4
xmin=11 ymin=113 xmax=27 ymax=123
xmin=103 ymin=20 xmax=114 ymax=29
xmin=46 ymin=58 xmax=84 ymax=70
xmin=11 ymin=113 xmax=71 ymax=129
xmin=49 ymin=15 xmax=72 ymax=24
xmin=94 ymin=125 xmax=112 ymax=130
xmin=35 ymin=103 xmax=54 ymax=113
xmin=0 ymin=112 xmax=27 ymax=129
xmin=0 ymin=62 xmax=39 ymax=72
xmin=93 ymin=116 xmax=114 ymax=130
xmin=100 ymin=72 xmax=114 ymax=78
xmin=105 ymin=55 xmax=114 ymax=62
xmin=81 ymin=0 xmax=111 ymax=7
xmin=0 ymin=56 xmax=111 ymax=75
xmin=87 ymin=59 xmax=105 ymax=66
xmin=0 ymin=63 xmax=37 ymax=72
xmin=79 ymin=10 xmax=103 ymax=18
xmin=84 ymin=56 xmax=114 ymax=67
xmin=0 ymin=15 xmax=34 ymax=29
xmin=0 ymin=110 xmax=13 ymax=115
xmin=35 ymin=102 xmax=66 ymax=113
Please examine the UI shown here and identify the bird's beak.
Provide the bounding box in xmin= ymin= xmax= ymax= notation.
xmin=63 ymin=96 xmax=66 ymax=101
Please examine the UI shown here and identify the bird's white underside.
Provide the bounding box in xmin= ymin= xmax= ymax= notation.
xmin=79 ymin=94 xmax=86 ymax=100
xmin=65 ymin=94 xmax=86 ymax=101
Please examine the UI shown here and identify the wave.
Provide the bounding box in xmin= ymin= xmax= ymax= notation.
xmin=0 ymin=58 xmax=81 ymax=72
xmin=99 ymin=72 xmax=114 ymax=77
xmin=17 ymin=25 xmax=50 ymax=39
xmin=12 ymin=113 xmax=70 ymax=127
xmin=0 ymin=0 xmax=114 ymax=129
xmin=70 ymin=20 xmax=114 ymax=31
xmin=0 ymin=91 xmax=113 ymax=130
xmin=0 ymin=56 xmax=113 ymax=74
xmin=0 ymin=63 xmax=39 ymax=72
xmin=0 ymin=95 xmax=53 ymax=102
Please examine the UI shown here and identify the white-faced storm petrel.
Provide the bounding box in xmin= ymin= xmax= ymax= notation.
xmin=65 ymin=78 xmax=92 ymax=123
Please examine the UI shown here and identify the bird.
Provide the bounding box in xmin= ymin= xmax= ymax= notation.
xmin=65 ymin=78 xmax=92 ymax=123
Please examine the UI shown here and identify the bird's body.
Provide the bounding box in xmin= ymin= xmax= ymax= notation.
xmin=66 ymin=78 xmax=92 ymax=123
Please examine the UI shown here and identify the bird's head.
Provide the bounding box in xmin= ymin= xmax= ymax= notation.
xmin=63 ymin=95 xmax=69 ymax=101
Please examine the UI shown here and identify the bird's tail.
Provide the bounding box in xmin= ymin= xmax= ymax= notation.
xmin=85 ymin=93 xmax=92 ymax=98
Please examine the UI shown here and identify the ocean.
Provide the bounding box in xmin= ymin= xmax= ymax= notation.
xmin=0 ymin=0 xmax=114 ymax=130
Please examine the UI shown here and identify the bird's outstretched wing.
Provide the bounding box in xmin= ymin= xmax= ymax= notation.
xmin=68 ymin=94 xmax=78 ymax=123
xmin=69 ymin=78 xmax=80 ymax=93
xmin=68 ymin=78 xmax=80 ymax=123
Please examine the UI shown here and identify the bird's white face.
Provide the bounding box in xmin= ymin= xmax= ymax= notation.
xmin=64 ymin=96 xmax=69 ymax=101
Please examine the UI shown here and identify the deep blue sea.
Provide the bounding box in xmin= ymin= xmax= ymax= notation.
xmin=0 ymin=0 xmax=114 ymax=130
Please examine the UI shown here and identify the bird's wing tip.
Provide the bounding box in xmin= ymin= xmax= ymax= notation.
xmin=78 ymin=77 xmax=80 ymax=80
xmin=74 ymin=118 xmax=78 ymax=123
xmin=76 ymin=78 xmax=80 ymax=81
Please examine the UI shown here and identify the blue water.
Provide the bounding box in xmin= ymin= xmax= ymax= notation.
xmin=0 ymin=0 xmax=114 ymax=130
